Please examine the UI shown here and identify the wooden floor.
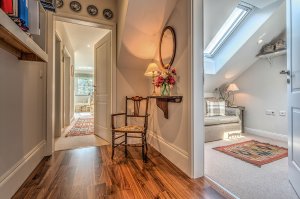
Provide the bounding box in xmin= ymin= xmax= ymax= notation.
xmin=13 ymin=145 xmax=225 ymax=199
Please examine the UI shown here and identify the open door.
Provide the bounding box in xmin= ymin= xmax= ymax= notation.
xmin=94 ymin=32 xmax=112 ymax=142
xmin=287 ymin=0 xmax=300 ymax=196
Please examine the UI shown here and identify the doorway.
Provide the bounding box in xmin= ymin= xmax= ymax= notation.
xmin=53 ymin=18 xmax=113 ymax=151
xmin=200 ymin=0 xmax=299 ymax=198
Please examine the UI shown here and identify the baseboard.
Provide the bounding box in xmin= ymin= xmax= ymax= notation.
xmin=245 ymin=127 xmax=288 ymax=142
xmin=147 ymin=131 xmax=189 ymax=175
xmin=0 ymin=140 xmax=46 ymax=199
xmin=205 ymin=176 xmax=239 ymax=199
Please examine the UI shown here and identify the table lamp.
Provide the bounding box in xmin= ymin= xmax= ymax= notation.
xmin=227 ymin=83 xmax=239 ymax=106
xmin=144 ymin=63 xmax=160 ymax=95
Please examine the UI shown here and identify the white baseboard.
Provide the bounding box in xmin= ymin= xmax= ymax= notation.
xmin=147 ymin=131 xmax=189 ymax=175
xmin=245 ymin=127 xmax=288 ymax=142
xmin=0 ymin=140 xmax=46 ymax=199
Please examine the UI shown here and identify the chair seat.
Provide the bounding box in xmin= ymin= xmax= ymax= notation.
xmin=114 ymin=125 xmax=145 ymax=133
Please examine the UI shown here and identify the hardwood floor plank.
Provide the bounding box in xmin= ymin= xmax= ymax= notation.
xmin=13 ymin=145 xmax=226 ymax=199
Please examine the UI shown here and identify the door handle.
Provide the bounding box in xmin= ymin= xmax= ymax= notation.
xmin=280 ymin=70 xmax=290 ymax=76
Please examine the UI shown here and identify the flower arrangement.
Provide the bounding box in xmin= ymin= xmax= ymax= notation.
xmin=155 ymin=67 xmax=177 ymax=96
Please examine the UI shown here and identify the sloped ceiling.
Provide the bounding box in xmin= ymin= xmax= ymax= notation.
xmin=204 ymin=0 xmax=239 ymax=48
xmin=204 ymin=0 xmax=286 ymax=92
xmin=57 ymin=21 xmax=109 ymax=69
xmin=117 ymin=0 xmax=178 ymax=69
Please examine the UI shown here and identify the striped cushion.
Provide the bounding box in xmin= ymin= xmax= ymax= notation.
xmin=206 ymin=100 xmax=225 ymax=116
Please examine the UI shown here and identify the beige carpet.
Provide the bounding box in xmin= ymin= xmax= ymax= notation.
xmin=205 ymin=134 xmax=299 ymax=199
xmin=55 ymin=113 xmax=109 ymax=151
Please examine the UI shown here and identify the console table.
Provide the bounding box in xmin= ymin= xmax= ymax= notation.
xmin=148 ymin=96 xmax=183 ymax=119
xmin=228 ymin=106 xmax=245 ymax=133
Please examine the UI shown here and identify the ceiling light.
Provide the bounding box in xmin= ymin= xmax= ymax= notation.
xmin=257 ymin=39 xmax=264 ymax=44
xmin=87 ymin=44 xmax=91 ymax=48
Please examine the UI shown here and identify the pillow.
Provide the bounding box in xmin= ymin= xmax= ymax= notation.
xmin=206 ymin=100 xmax=225 ymax=116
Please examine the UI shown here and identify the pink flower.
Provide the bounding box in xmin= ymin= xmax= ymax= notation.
xmin=168 ymin=76 xmax=176 ymax=85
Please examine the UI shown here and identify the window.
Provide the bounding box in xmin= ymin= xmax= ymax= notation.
xmin=204 ymin=2 xmax=254 ymax=57
xmin=75 ymin=75 xmax=94 ymax=96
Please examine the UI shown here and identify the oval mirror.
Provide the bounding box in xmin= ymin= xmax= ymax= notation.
xmin=159 ymin=26 xmax=176 ymax=69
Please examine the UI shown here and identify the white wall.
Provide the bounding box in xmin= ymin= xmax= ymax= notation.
xmin=56 ymin=0 xmax=117 ymax=23
xmin=56 ymin=21 xmax=75 ymax=129
xmin=0 ymin=49 xmax=46 ymax=198
xmin=234 ymin=55 xmax=288 ymax=138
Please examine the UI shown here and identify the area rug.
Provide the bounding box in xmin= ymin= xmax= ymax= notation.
xmin=65 ymin=117 xmax=94 ymax=137
xmin=213 ymin=140 xmax=288 ymax=167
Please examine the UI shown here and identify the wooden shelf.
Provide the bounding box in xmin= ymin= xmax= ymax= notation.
xmin=0 ymin=9 xmax=48 ymax=62
xmin=149 ymin=96 xmax=183 ymax=119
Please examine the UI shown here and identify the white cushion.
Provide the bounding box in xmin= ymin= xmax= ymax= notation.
xmin=204 ymin=116 xmax=239 ymax=126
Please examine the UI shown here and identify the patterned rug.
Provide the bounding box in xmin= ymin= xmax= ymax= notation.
xmin=65 ymin=117 xmax=94 ymax=137
xmin=213 ymin=140 xmax=288 ymax=167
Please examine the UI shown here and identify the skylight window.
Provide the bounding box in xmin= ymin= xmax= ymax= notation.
xmin=204 ymin=2 xmax=254 ymax=57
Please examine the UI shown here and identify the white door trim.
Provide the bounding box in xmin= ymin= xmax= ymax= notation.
xmin=46 ymin=14 xmax=117 ymax=155
xmin=189 ymin=0 xmax=205 ymax=179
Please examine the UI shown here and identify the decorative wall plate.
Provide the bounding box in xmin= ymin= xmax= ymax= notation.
xmin=87 ymin=5 xmax=98 ymax=16
xmin=56 ymin=0 xmax=63 ymax=8
xmin=103 ymin=9 xmax=113 ymax=20
xmin=70 ymin=1 xmax=81 ymax=12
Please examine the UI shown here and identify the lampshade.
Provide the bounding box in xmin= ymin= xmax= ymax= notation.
xmin=227 ymin=83 xmax=239 ymax=92
xmin=144 ymin=63 xmax=160 ymax=77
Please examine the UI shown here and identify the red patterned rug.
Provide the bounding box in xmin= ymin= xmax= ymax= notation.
xmin=65 ymin=117 xmax=94 ymax=137
xmin=213 ymin=140 xmax=288 ymax=167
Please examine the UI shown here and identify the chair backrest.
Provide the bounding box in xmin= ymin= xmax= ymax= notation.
xmin=125 ymin=96 xmax=149 ymax=116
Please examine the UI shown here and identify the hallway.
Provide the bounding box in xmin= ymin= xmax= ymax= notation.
xmin=55 ymin=113 xmax=108 ymax=151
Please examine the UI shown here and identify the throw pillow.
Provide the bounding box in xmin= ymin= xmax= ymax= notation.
xmin=206 ymin=100 xmax=226 ymax=116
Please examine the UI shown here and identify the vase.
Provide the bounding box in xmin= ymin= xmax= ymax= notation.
xmin=161 ymin=83 xmax=170 ymax=96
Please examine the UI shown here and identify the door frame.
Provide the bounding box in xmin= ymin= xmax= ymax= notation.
xmin=189 ymin=0 xmax=205 ymax=179
xmin=46 ymin=13 xmax=117 ymax=155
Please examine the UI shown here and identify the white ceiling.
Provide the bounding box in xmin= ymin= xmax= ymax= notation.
xmin=57 ymin=21 xmax=110 ymax=69
xmin=243 ymin=0 xmax=280 ymax=8
xmin=204 ymin=0 xmax=239 ymax=48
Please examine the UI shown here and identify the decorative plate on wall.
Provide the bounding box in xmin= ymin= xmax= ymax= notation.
xmin=70 ymin=1 xmax=81 ymax=12
xmin=103 ymin=9 xmax=113 ymax=20
xmin=56 ymin=0 xmax=63 ymax=8
xmin=87 ymin=5 xmax=98 ymax=16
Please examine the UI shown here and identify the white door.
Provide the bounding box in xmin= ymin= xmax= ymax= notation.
xmin=94 ymin=33 xmax=112 ymax=142
xmin=287 ymin=0 xmax=300 ymax=196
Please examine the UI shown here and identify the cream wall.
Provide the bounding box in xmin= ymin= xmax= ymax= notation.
xmin=234 ymin=55 xmax=288 ymax=139
xmin=147 ymin=0 xmax=191 ymax=174
xmin=0 ymin=49 xmax=47 ymax=197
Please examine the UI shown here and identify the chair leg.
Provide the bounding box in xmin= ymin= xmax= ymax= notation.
xmin=125 ymin=133 xmax=128 ymax=158
xmin=142 ymin=134 xmax=145 ymax=162
xmin=111 ymin=132 xmax=115 ymax=160
xmin=145 ymin=135 xmax=148 ymax=161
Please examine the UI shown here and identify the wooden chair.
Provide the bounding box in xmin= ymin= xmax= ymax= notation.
xmin=111 ymin=96 xmax=149 ymax=162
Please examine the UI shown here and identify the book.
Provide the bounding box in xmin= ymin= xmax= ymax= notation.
xmin=18 ymin=0 xmax=28 ymax=28
xmin=1 ymin=0 xmax=13 ymax=14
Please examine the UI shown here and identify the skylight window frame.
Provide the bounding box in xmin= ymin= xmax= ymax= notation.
xmin=204 ymin=2 xmax=255 ymax=58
